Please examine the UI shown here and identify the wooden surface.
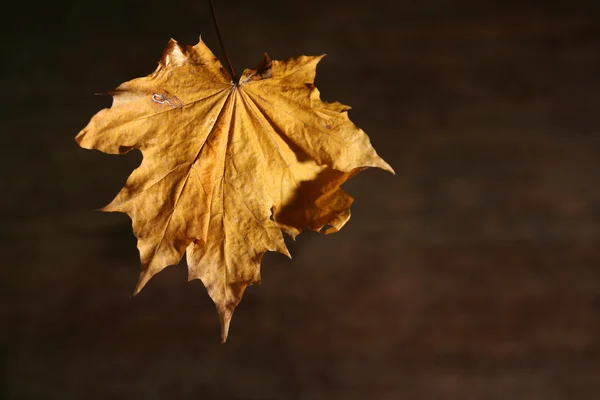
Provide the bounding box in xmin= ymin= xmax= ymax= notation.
xmin=3 ymin=0 xmax=600 ymax=398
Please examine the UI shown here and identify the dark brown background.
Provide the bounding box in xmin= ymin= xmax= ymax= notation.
xmin=3 ymin=0 xmax=600 ymax=398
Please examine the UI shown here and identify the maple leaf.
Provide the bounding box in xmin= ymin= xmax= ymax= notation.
xmin=76 ymin=38 xmax=393 ymax=342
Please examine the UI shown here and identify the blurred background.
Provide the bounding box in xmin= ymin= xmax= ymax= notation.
xmin=2 ymin=0 xmax=600 ymax=398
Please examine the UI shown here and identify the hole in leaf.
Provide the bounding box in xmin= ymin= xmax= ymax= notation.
xmin=269 ymin=207 xmax=275 ymax=221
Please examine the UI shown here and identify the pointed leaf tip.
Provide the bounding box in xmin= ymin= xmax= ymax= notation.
xmin=133 ymin=269 xmax=153 ymax=296
xmin=380 ymin=159 xmax=396 ymax=175
xmin=218 ymin=306 xmax=233 ymax=343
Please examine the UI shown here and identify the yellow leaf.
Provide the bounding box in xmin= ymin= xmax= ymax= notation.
xmin=76 ymin=38 xmax=393 ymax=342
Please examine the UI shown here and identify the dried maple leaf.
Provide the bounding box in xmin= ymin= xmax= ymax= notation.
xmin=76 ymin=38 xmax=393 ymax=342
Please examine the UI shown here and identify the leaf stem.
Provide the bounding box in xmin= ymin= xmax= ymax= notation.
xmin=209 ymin=0 xmax=237 ymax=84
